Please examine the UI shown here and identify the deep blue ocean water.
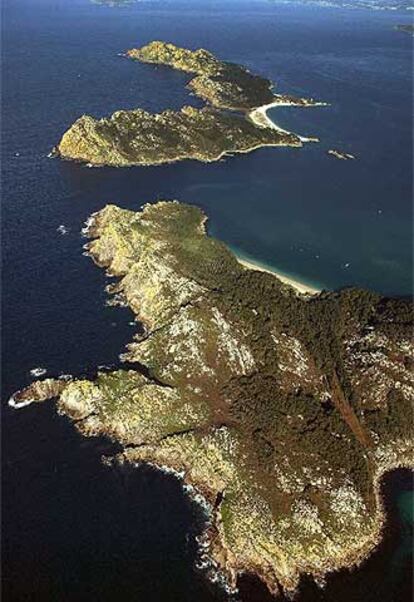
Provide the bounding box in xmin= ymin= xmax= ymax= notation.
xmin=2 ymin=0 xmax=413 ymax=600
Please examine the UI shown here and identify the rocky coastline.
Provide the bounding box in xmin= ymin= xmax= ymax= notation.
xmin=9 ymin=201 xmax=414 ymax=597
xmin=56 ymin=107 xmax=303 ymax=168
xmin=55 ymin=41 xmax=326 ymax=167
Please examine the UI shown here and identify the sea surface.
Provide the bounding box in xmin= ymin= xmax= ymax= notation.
xmin=2 ymin=0 xmax=413 ymax=600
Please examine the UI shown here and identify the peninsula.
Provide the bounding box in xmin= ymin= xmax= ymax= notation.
xmin=55 ymin=42 xmax=326 ymax=167
xmin=127 ymin=42 xmax=326 ymax=111
xmin=10 ymin=201 xmax=414 ymax=597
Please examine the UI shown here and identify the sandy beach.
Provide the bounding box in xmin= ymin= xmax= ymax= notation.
xmin=237 ymin=256 xmax=321 ymax=294
xmin=248 ymin=99 xmax=320 ymax=143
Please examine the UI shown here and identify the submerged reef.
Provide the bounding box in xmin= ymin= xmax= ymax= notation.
xmin=11 ymin=201 xmax=414 ymax=597
xmin=55 ymin=41 xmax=325 ymax=167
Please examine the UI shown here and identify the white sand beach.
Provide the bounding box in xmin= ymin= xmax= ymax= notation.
xmin=248 ymin=99 xmax=320 ymax=143
xmin=237 ymin=256 xmax=321 ymax=295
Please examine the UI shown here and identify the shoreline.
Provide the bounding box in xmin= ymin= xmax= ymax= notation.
xmin=248 ymin=97 xmax=322 ymax=143
xmin=236 ymin=254 xmax=322 ymax=294
xmin=118 ymin=448 xmax=413 ymax=598
xmin=56 ymin=134 xmax=304 ymax=169
xmin=55 ymin=93 xmax=325 ymax=169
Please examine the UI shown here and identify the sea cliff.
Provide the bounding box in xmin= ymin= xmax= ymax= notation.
xmin=11 ymin=201 xmax=414 ymax=596
xmin=57 ymin=107 xmax=301 ymax=167
xmin=55 ymin=42 xmax=325 ymax=167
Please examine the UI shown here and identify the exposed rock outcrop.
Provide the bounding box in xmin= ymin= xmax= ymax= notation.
xmin=55 ymin=42 xmax=325 ymax=167
xmin=11 ymin=201 xmax=414 ymax=596
xmin=57 ymin=106 xmax=301 ymax=167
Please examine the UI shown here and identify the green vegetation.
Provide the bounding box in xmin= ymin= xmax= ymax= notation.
xmin=57 ymin=106 xmax=300 ymax=167
xmin=55 ymin=41 xmax=324 ymax=167
xmin=127 ymin=41 xmax=222 ymax=76
xmin=14 ymin=201 xmax=414 ymax=596
xmin=127 ymin=41 xmax=276 ymax=110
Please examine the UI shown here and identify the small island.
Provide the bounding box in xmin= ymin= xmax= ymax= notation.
xmin=10 ymin=201 xmax=413 ymax=597
xmin=327 ymin=149 xmax=356 ymax=160
xmin=395 ymin=24 xmax=414 ymax=35
xmin=55 ymin=42 xmax=326 ymax=167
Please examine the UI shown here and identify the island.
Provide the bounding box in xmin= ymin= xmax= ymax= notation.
xmin=54 ymin=42 xmax=326 ymax=167
xmin=10 ymin=201 xmax=413 ymax=598
xmin=327 ymin=149 xmax=356 ymax=160
xmin=395 ymin=24 xmax=414 ymax=35
xmin=57 ymin=106 xmax=302 ymax=167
